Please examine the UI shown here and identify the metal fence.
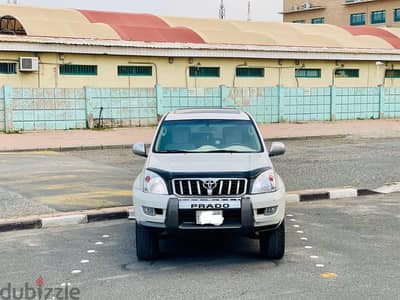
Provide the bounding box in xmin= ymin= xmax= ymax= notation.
xmin=1 ymin=85 xmax=399 ymax=132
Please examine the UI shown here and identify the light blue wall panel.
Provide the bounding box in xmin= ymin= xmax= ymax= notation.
xmin=11 ymin=88 xmax=86 ymax=131
xmin=335 ymin=87 xmax=380 ymax=120
xmin=283 ymin=87 xmax=331 ymax=122
xmin=383 ymin=87 xmax=400 ymax=118
xmin=159 ymin=87 xmax=221 ymax=114
xmin=223 ymin=87 xmax=279 ymax=123
xmin=0 ymin=88 xmax=4 ymax=131
xmin=90 ymin=88 xmax=157 ymax=126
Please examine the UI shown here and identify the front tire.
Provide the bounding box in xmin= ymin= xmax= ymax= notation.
xmin=259 ymin=221 xmax=285 ymax=260
xmin=136 ymin=223 xmax=159 ymax=260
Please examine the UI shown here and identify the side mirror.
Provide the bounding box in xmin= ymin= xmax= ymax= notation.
xmin=132 ymin=143 xmax=147 ymax=157
xmin=269 ymin=142 xmax=285 ymax=157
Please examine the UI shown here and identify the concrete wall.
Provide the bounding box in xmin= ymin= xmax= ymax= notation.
xmin=1 ymin=52 xmax=400 ymax=89
xmin=2 ymin=85 xmax=399 ymax=132
xmin=284 ymin=0 xmax=400 ymax=27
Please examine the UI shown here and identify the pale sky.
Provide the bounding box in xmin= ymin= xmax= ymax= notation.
xmin=14 ymin=0 xmax=283 ymax=22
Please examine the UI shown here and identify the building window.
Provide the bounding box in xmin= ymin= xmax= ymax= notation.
xmin=311 ymin=17 xmax=325 ymax=24
xmin=118 ymin=66 xmax=152 ymax=76
xmin=59 ymin=64 xmax=97 ymax=76
xmin=335 ymin=69 xmax=360 ymax=78
xmin=371 ymin=10 xmax=386 ymax=24
xmin=189 ymin=66 xmax=220 ymax=77
xmin=293 ymin=20 xmax=306 ymax=23
xmin=236 ymin=67 xmax=265 ymax=78
xmin=350 ymin=13 xmax=366 ymax=26
xmin=394 ymin=9 xmax=400 ymax=22
xmin=295 ymin=69 xmax=321 ymax=78
xmin=385 ymin=69 xmax=400 ymax=78
xmin=0 ymin=62 xmax=17 ymax=74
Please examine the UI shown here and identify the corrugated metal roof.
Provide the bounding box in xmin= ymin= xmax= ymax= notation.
xmin=78 ymin=10 xmax=204 ymax=43
xmin=1 ymin=4 xmax=400 ymax=50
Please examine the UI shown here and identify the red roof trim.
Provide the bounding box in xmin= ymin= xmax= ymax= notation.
xmin=340 ymin=25 xmax=400 ymax=49
xmin=78 ymin=10 xmax=205 ymax=44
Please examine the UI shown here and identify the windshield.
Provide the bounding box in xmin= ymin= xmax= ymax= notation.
xmin=154 ymin=119 xmax=263 ymax=153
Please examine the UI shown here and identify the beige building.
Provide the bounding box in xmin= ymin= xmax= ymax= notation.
xmin=1 ymin=4 xmax=400 ymax=89
xmin=283 ymin=0 xmax=400 ymax=27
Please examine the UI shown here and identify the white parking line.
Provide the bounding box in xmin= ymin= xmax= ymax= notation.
xmin=95 ymin=241 xmax=104 ymax=245
xmin=300 ymin=237 xmax=308 ymax=241
xmin=102 ymin=235 xmax=110 ymax=238
xmin=80 ymin=259 xmax=90 ymax=264
xmin=293 ymin=224 xmax=300 ymax=228
xmin=71 ymin=270 xmax=82 ymax=274
xmin=304 ymin=246 xmax=313 ymax=249
xmin=310 ymin=255 xmax=319 ymax=259
xmin=315 ymin=264 xmax=325 ymax=268
xmin=87 ymin=250 xmax=96 ymax=254
xmin=296 ymin=230 xmax=304 ymax=234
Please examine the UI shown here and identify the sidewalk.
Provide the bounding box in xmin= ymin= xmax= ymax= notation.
xmin=1 ymin=119 xmax=400 ymax=152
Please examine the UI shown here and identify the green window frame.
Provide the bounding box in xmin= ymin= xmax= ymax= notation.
xmin=295 ymin=69 xmax=321 ymax=78
xmin=293 ymin=20 xmax=306 ymax=23
xmin=350 ymin=13 xmax=366 ymax=26
xmin=335 ymin=69 xmax=359 ymax=78
xmin=0 ymin=62 xmax=16 ymax=74
xmin=371 ymin=10 xmax=386 ymax=24
xmin=189 ymin=66 xmax=220 ymax=77
xmin=311 ymin=17 xmax=325 ymax=24
xmin=385 ymin=69 xmax=400 ymax=78
xmin=394 ymin=9 xmax=400 ymax=22
xmin=236 ymin=67 xmax=265 ymax=78
xmin=59 ymin=64 xmax=97 ymax=76
xmin=118 ymin=65 xmax=152 ymax=76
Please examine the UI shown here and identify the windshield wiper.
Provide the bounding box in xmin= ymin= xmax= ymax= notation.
xmin=202 ymin=150 xmax=245 ymax=153
xmin=158 ymin=150 xmax=193 ymax=153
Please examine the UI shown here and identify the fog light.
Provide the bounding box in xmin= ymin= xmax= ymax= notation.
xmin=142 ymin=206 xmax=156 ymax=216
xmin=264 ymin=206 xmax=278 ymax=216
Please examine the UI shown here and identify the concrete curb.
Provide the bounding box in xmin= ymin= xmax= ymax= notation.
xmin=0 ymin=135 xmax=348 ymax=153
xmin=285 ymin=187 xmax=382 ymax=203
xmin=0 ymin=206 xmax=132 ymax=233
xmin=0 ymin=183 xmax=398 ymax=233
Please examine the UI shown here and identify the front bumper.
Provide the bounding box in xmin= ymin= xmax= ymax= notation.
xmin=133 ymin=187 xmax=286 ymax=235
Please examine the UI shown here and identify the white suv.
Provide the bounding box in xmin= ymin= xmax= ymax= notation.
xmin=132 ymin=109 xmax=286 ymax=260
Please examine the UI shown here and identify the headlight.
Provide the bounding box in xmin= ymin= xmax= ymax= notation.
xmin=143 ymin=170 xmax=168 ymax=195
xmin=251 ymin=169 xmax=277 ymax=194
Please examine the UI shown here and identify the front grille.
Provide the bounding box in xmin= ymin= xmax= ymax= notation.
xmin=172 ymin=178 xmax=247 ymax=197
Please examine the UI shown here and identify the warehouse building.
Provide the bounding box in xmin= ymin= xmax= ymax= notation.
xmin=1 ymin=4 xmax=400 ymax=89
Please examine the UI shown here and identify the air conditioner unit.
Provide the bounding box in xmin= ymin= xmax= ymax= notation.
xmin=19 ymin=57 xmax=39 ymax=72
xmin=291 ymin=5 xmax=299 ymax=11
xmin=303 ymin=2 xmax=312 ymax=9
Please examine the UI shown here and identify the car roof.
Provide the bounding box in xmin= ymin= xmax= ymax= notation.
xmin=164 ymin=108 xmax=251 ymax=121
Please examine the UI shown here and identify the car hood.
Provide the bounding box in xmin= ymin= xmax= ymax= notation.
xmin=146 ymin=153 xmax=271 ymax=173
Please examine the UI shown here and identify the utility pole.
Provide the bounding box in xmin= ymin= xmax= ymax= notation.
xmin=247 ymin=1 xmax=252 ymax=22
xmin=219 ymin=0 xmax=226 ymax=20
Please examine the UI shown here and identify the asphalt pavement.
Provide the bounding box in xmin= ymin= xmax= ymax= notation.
xmin=0 ymin=136 xmax=399 ymax=218
xmin=0 ymin=193 xmax=398 ymax=300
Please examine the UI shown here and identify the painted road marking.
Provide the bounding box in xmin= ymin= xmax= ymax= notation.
xmin=296 ymin=230 xmax=304 ymax=234
xmin=310 ymin=255 xmax=319 ymax=259
xmin=300 ymin=237 xmax=308 ymax=241
xmin=87 ymin=250 xmax=96 ymax=254
xmin=304 ymin=246 xmax=313 ymax=249
xmin=95 ymin=241 xmax=104 ymax=245
xmin=290 ymin=219 xmax=297 ymax=222
xmin=286 ymin=214 xmax=294 ymax=217
xmin=60 ymin=283 xmax=71 ymax=287
xmin=293 ymin=224 xmax=300 ymax=228
xmin=315 ymin=264 xmax=325 ymax=268
xmin=80 ymin=260 xmax=90 ymax=264
xmin=320 ymin=273 xmax=338 ymax=279
xmin=102 ymin=235 xmax=110 ymax=238
xmin=71 ymin=270 xmax=82 ymax=274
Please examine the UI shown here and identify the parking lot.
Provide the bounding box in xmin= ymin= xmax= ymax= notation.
xmin=0 ymin=193 xmax=398 ymax=299
xmin=0 ymin=136 xmax=399 ymax=218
